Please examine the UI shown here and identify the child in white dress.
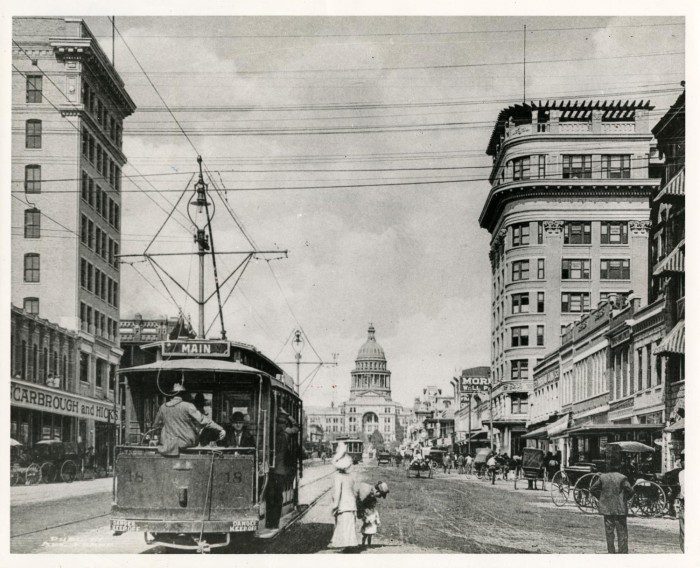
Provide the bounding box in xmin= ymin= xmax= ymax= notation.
xmin=361 ymin=506 xmax=380 ymax=547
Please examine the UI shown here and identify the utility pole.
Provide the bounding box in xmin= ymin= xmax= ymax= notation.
xmin=293 ymin=330 xmax=303 ymax=392
xmin=279 ymin=330 xmax=338 ymax=395
xmin=467 ymin=395 xmax=472 ymax=456
xmin=489 ymin=385 xmax=494 ymax=451
xmin=190 ymin=158 xmax=211 ymax=339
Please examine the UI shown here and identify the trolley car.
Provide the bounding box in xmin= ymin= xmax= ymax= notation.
xmin=110 ymin=339 xmax=303 ymax=551
xmin=331 ymin=438 xmax=364 ymax=463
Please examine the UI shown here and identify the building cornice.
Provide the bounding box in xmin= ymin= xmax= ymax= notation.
xmin=479 ymin=179 xmax=658 ymax=233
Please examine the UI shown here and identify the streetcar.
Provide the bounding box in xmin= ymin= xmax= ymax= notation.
xmin=331 ymin=438 xmax=364 ymax=464
xmin=110 ymin=338 xmax=304 ymax=552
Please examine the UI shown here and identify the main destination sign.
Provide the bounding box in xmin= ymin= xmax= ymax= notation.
xmin=162 ymin=340 xmax=230 ymax=357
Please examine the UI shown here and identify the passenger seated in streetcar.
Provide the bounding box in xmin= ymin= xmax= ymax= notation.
xmin=153 ymin=382 xmax=226 ymax=456
xmin=225 ymin=411 xmax=256 ymax=450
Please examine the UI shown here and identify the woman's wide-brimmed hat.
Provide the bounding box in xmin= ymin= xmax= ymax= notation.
xmin=333 ymin=441 xmax=353 ymax=471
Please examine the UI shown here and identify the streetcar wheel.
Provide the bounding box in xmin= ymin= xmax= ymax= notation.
xmin=25 ymin=463 xmax=41 ymax=485
xmin=40 ymin=462 xmax=56 ymax=484
xmin=573 ymin=473 xmax=599 ymax=514
xmin=61 ymin=460 xmax=78 ymax=483
xmin=550 ymin=471 xmax=570 ymax=507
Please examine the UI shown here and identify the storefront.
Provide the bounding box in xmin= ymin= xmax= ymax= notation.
xmin=10 ymin=379 xmax=117 ymax=455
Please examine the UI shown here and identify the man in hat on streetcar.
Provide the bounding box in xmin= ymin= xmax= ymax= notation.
xmin=225 ymin=411 xmax=256 ymax=450
xmin=153 ymin=382 xmax=226 ymax=456
xmin=265 ymin=408 xmax=300 ymax=529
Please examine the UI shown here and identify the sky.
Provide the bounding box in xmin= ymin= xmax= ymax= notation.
xmin=79 ymin=15 xmax=684 ymax=408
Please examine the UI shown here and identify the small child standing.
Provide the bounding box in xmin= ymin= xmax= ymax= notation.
xmin=361 ymin=506 xmax=380 ymax=547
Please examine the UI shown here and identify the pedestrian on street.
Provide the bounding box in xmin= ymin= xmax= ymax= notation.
xmin=487 ymin=453 xmax=497 ymax=485
xmin=590 ymin=467 xmax=635 ymax=553
xmin=329 ymin=443 xmax=359 ymax=551
xmin=442 ymin=452 xmax=451 ymax=474
xmin=465 ymin=453 xmax=473 ymax=476
xmin=356 ymin=480 xmax=389 ymax=548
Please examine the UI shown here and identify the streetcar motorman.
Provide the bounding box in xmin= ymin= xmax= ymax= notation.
xmin=153 ymin=382 xmax=226 ymax=456
xmin=266 ymin=408 xmax=299 ymax=529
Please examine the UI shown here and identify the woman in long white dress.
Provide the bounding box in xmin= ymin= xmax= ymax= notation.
xmin=328 ymin=443 xmax=359 ymax=550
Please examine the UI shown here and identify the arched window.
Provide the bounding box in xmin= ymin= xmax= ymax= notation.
xmin=24 ymin=208 xmax=41 ymax=238
xmin=23 ymin=253 xmax=40 ymax=282
xmin=26 ymin=119 xmax=42 ymax=148
xmin=25 ymin=165 xmax=41 ymax=193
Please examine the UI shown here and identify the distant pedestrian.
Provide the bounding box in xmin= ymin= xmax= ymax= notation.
xmin=442 ymin=453 xmax=452 ymax=474
xmin=321 ymin=451 xmax=327 ymax=464
xmin=465 ymin=453 xmax=473 ymax=476
xmin=590 ymin=469 xmax=635 ymax=553
xmin=329 ymin=443 xmax=359 ymax=551
xmin=487 ymin=453 xmax=497 ymax=485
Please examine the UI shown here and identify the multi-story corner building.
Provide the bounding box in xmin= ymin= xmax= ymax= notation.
xmin=650 ymin=89 xmax=685 ymax=466
xmin=478 ymin=100 xmax=658 ymax=455
xmin=10 ymin=305 xmax=118 ymax=466
xmin=11 ymin=18 xmax=135 ymax=455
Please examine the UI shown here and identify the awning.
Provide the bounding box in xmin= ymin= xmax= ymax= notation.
xmin=654 ymin=320 xmax=685 ymax=355
xmin=664 ymin=418 xmax=685 ymax=433
xmin=653 ymin=240 xmax=684 ymax=276
xmin=523 ymin=424 xmax=549 ymax=439
xmin=654 ymin=167 xmax=684 ymax=202
xmin=469 ymin=431 xmax=489 ymax=440
xmin=565 ymin=423 xmax=663 ymax=436
xmin=547 ymin=414 xmax=571 ymax=438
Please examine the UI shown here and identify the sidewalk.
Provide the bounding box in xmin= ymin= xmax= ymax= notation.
xmin=11 ymin=477 xmax=114 ymax=506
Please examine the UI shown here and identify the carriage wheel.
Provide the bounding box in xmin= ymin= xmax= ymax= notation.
xmin=573 ymin=473 xmax=599 ymax=514
xmin=550 ymin=471 xmax=570 ymax=507
xmin=40 ymin=461 xmax=56 ymax=484
xmin=10 ymin=468 xmax=21 ymax=486
xmin=60 ymin=460 xmax=78 ymax=483
xmin=25 ymin=463 xmax=41 ymax=485
xmin=476 ymin=468 xmax=484 ymax=480
xmin=633 ymin=481 xmax=667 ymax=518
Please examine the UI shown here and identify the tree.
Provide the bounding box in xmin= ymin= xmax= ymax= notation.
xmin=369 ymin=429 xmax=385 ymax=450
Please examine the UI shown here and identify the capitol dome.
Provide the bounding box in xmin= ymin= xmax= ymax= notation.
xmin=356 ymin=324 xmax=386 ymax=360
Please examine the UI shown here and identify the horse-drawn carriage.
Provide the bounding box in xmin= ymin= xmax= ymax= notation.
xmin=406 ymin=455 xmax=434 ymax=479
xmin=473 ymin=447 xmax=492 ymax=479
xmin=10 ymin=439 xmax=83 ymax=485
xmin=514 ymin=447 xmax=546 ymax=490
xmin=550 ymin=441 xmax=673 ymax=517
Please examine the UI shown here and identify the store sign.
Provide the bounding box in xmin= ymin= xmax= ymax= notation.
xmin=11 ymin=381 xmax=117 ymax=422
xmin=162 ymin=340 xmax=230 ymax=357
xmin=460 ymin=375 xmax=490 ymax=394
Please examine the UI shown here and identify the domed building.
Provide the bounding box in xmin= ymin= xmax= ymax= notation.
xmin=304 ymin=324 xmax=412 ymax=447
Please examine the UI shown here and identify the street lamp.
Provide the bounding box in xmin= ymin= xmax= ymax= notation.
xmin=292 ymin=330 xmax=304 ymax=392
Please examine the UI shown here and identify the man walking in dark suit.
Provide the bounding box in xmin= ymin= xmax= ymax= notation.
xmin=590 ymin=469 xmax=635 ymax=553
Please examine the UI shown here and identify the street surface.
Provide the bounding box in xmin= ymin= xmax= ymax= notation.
xmin=11 ymin=461 xmax=681 ymax=554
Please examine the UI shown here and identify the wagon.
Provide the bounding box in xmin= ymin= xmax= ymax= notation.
xmin=30 ymin=440 xmax=82 ymax=483
xmin=473 ymin=447 xmax=492 ymax=479
xmin=10 ymin=439 xmax=41 ymax=486
xmin=514 ymin=447 xmax=546 ymax=490
xmin=406 ymin=456 xmax=434 ymax=479
xmin=376 ymin=451 xmax=392 ymax=465
xmin=549 ymin=441 xmax=666 ymax=516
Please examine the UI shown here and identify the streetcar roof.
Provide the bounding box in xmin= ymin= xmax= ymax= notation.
xmin=119 ymin=358 xmax=262 ymax=374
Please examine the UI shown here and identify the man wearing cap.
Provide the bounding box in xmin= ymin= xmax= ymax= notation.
xmin=265 ymin=408 xmax=299 ymax=529
xmin=225 ymin=411 xmax=256 ymax=449
xmin=153 ymin=383 xmax=226 ymax=457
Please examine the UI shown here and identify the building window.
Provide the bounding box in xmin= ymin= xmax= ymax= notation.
xmin=637 ymin=348 xmax=643 ymax=392
xmin=562 ymin=259 xmax=591 ymax=280
xmin=512 ymin=156 xmax=530 ymax=181
xmin=537 ymin=221 xmax=543 ymax=244
xmin=537 ymin=258 xmax=545 ymax=279
xmin=26 ymin=75 xmax=42 ymax=103
xmin=537 ymin=292 xmax=545 ymax=313
xmin=511 ymin=326 xmax=529 ymax=347
xmin=24 ymin=208 xmax=41 ymax=238
xmin=601 ymin=221 xmax=629 ymax=245
xmin=602 ymin=155 xmax=631 ymax=179
xmin=95 ymin=359 xmax=103 ymax=388
xmin=512 ymin=260 xmax=529 ymax=281
xmin=511 ymin=293 xmax=530 ymax=314
xmin=23 ymin=297 xmax=39 ymax=315
xmin=511 ymin=394 xmax=528 ymax=414
xmin=80 ymin=352 xmax=89 ymax=383
xmin=511 ymin=360 xmax=528 ymax=380
xmin=563 ymin=222 xmax=591 ymax=244
xmin=600 ymin=259 xmax=630 ymax=280
xmin=561 ymin=292 xmax=590 ymax=313
xmin=512 ymin=222 xmax=530 ymax=247
xmin=23 ymin=253 xmax=40 ymax=282
xmin=25 ymin=165 xmax=41 ymax=193
xmin=25 ymin=119 xmax=42 ymax=149
xmin=536 ymin=325 xmax=544 ymax=346
xmin=562 ymin=155 xmax=592 ymax=179
xmin=109 ymin=364 xmax=116 ymax=391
